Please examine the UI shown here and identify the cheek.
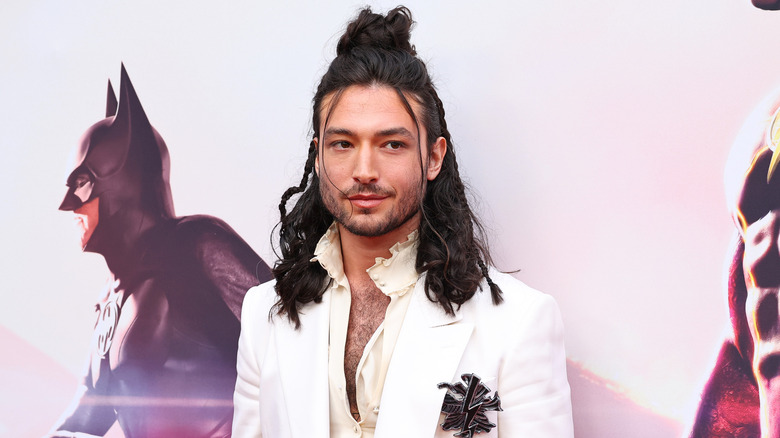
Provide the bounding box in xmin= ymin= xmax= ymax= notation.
xmin=89 ymin=211 xmax=100 ymax=229
xmin=318 ymin=153 xmax=345 ymax=177
xmin=394 ymin=167 xmax=424 ymax=194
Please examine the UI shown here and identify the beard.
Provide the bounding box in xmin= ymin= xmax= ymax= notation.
xmin=319 ymin=180 xmax=423 ymax=238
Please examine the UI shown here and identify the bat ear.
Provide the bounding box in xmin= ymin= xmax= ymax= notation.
xmin=106 ymin=79 xmax=118 ymax=118
xmin=116 ymin=63 xmax=153 ymax=132
xmin=93 ymin=63 xmax=159 ymax=180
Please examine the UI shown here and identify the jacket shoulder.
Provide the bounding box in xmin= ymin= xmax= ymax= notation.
xmin=481 ymin=269 xmax=558 ymax=313
xmin=461 ymin=269 xmax=566 ymax=355
xmin=242 ymin=280 xmax=279 ymax=321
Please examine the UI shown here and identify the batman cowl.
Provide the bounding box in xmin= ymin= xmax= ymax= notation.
xmin=50 ymin=65 xmax=271 ymax=438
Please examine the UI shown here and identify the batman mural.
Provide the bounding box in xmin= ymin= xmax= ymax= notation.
xmin=49 ymin=65 xmax=272 ymax=437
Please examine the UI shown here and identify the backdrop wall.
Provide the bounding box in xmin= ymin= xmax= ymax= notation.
xmin=2 ymin=1 xmax=778 ymax=436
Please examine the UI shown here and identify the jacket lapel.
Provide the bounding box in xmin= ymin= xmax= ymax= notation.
xmin=375 ymin=278 xmax=474 ymax=437
xmin=274 ymin=291 xmax=331 ymax=438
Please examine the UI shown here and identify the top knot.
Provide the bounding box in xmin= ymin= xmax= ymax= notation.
xmin=336 ymin=6 xmax=416 ymax=57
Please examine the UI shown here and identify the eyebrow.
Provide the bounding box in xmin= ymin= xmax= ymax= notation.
xmin=323 ymin=126 xmax=416 ymax=140
xmin=377 ymin=127 xmax=415 ymax=139
xmin=323 ymin=127 xmax=354 ymax=136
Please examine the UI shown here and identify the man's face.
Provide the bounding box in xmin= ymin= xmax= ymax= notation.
xmin=315 ymin=85 xmax=445 ymax=242
xmin=74 ymin=197 xmax=100 ymax=249
xmin=60 ymin=171 xmax=100 ymax=249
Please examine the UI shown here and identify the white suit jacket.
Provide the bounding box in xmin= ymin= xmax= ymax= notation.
xmin=232 ymin=270 xmax=573 ymax=437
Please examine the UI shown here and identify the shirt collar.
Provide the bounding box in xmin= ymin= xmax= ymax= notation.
xmin=312 ymin=222 xmax=419 ymax=297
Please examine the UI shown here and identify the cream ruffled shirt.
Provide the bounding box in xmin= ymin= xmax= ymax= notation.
xmin=311 ymin=223 xmax=419 ymax=438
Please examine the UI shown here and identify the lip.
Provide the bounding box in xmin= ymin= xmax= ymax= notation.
xmin=348 ymin=194 xmax=386 ymax=209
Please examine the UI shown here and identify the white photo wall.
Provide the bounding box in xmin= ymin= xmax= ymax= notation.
xmin=3 ymin=1 xmax=780 ymax=436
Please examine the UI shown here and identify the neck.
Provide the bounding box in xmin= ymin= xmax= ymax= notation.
xmin=337 ymin=216 xmax=419 ymax=280
xmin=91 ymin=209 xmax=165 ymax=280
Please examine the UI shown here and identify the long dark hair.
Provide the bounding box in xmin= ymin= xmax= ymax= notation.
xmin=272 ymin=6 xmax=502 ymax=327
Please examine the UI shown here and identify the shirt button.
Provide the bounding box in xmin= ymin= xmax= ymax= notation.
xmin=353 ymin=425 xmax=360 ymax=434
xmin=371 ymin=274 xmax=379 ymax=281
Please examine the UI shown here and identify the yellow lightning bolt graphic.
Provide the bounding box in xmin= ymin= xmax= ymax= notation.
xmin=766 ymin=107 xmax=780 ymax=183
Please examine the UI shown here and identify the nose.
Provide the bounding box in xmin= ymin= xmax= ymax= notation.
xmin=744 ymin=212 xmax=780 ymax=289
xmin=59 ymin=189 xmax=82 ymax=211
xmin=352 ymin=145 xmax=378 ymax=184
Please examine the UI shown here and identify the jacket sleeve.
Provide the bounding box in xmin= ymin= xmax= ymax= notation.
xmin=232 ymin=286 xmax=270 ymax=438
xmin=497 ymin=293 xmax=574 ymax=437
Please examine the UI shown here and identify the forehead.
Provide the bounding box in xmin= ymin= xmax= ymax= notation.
xmin=320 ymin=85 xmax=424 ymax=135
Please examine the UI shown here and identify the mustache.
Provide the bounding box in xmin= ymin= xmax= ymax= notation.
xmin=343 ymin=183 xmax=394 ymax=197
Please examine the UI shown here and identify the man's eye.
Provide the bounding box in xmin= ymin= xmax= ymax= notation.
xmin=75 ymin=175 xmax=91 ymax=188
xmin=385 ymin=141 xmax=403 ymax=150
xmin=332 ymin=141 xmax=351 ymax=149
xmin=69 ymin=173 xmax=92 ymax=188
xmin=70 ymin=173 xmax=94 ymax=203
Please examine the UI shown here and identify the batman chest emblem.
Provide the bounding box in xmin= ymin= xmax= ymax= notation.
xmin=93 ymin=277 xmax=124 ymax=359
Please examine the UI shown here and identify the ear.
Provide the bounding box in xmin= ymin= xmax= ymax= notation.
xmin=116 ymin=63 xmax=152 ymax=131
xmin=313 ymin=137 xmax=320 ymax=176
xmin=426 ymin=136 xmax=447 ymax=181
xmin=106 ymin=79 xmax=118 ymax=117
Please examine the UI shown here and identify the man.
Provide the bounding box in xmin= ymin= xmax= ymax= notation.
xmin=690 ymin=89 xmax=780 ymax=437
xmin=233 ymin=6 xmax=573 ymax=437
xmin=50 ymin=65 xmax=272 ymax=437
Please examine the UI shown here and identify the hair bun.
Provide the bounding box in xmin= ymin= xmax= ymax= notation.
xmin=336 ymin=6 xmax=416 ymax=57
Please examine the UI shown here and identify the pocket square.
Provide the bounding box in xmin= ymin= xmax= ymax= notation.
xmin=438 ymin=373 xmax=502 ymax=437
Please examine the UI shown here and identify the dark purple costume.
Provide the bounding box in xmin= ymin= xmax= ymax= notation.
xmin=51 ymin=66 xmax=271 ymax=437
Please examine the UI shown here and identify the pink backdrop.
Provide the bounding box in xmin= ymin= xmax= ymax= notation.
xmin=3 ymin=1 xmax=780 ymax=436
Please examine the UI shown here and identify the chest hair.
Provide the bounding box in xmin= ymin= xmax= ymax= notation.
xmin=344 ymin=276 xmax=390 ymax=419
